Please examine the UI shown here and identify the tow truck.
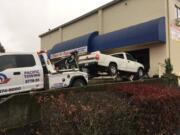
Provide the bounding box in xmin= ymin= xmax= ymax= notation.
xmin=0 ymin=51 xmax=88 ymax=97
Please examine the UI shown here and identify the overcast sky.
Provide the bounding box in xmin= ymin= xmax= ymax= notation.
xmin=0 ymin=0 xmax=112 ymax=52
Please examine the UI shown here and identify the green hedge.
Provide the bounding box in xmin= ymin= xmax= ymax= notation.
xmin=36 ymin=83 xmax=180 ymax=135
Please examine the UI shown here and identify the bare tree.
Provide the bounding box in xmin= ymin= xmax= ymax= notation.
xmin=0 ymin=42 xmax=5 ymax=52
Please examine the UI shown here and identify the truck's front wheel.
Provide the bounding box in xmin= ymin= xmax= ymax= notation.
xmin=136 ymin=68 xmax=144 ymax=80
xmin=72 ymin=79 xmax=86 ymax=87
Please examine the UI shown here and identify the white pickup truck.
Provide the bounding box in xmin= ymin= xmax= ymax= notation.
xmin=0 ymin=52 xmax=88 ymax=96
xmin=78 ymin=51 xmax=144 ymax=79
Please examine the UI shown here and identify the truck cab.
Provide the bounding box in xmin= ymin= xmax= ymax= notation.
xmin=110 ymin=52 xmax=143 ymax=73
xmin=0 ymin=52 xmax=88 ymax=97
xmin=0 ymin=53 xmax=44 ymax=96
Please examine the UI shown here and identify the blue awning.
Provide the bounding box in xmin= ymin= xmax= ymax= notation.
xmin=89 ymin=17 xmax=166 ymax=52
xmin=50 ymin=31 xmax=98 ymax=59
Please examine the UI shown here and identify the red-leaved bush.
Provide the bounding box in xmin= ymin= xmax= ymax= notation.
xmin=112 ymin=84 xmax=180 ymax=135
xmin=37 ymin=83 xmax=180 ymax=135
xmin=115 ymin=84 xmax=179 ymax=96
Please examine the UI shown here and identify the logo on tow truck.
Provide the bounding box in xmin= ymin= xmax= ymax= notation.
xmin=0 ymin=73 xmax=10 ymax=84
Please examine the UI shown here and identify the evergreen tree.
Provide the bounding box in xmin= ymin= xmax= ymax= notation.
xmin=0 ymin=42 xmax=5 ymax=52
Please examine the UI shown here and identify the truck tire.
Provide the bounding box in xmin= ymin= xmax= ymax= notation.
xmin=72 ymin=79 xmax=86 ymax=87
xmin=108 ymin=63 xmax=118 ymax=76
xmin=136 ymin=68 xmax=144 ymax=80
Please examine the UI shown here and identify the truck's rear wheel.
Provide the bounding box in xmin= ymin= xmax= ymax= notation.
xmin=72 ymin=79 xmax=86 ymax=87
xmin=108 ymin=63 xmax=118 ymax=76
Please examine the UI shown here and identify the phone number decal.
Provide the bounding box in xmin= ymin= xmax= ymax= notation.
xmin=0 ymin=87 xmax=21 ymax=94
xmin=24 ymin=70 xmax=41 ymax=84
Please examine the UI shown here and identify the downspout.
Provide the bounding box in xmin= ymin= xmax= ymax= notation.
xmin=166 ymin=0 xmax=171 ymax=59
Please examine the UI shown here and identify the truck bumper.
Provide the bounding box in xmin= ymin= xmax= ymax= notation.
xmin=79 ymin=62 xmax=98 ymax=68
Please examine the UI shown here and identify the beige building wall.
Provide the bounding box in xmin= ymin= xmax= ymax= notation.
xmin=168 ymin=0 xmax=180 ymax=76
xmin=149 ymin=44 xmax=167 ymax=76
xmin=41 ymin=13 xmax=98 ymax=49
xmin=102 ymin=0 xmax=166 ymax=33
xmin=41 ymin=30 xmax=62 ymax=50
xmin=62 ymin=14 xmax=98 ymax=41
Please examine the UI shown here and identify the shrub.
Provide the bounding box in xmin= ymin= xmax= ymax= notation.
xmin=163 ymin=73 xmax=178 ymax=87
xmin=165 ymin=58 xmax=173 ymax=74
xmin=113 ymin=84 xmax=180 ymax=135
xmin=163 ymin=58 xmax=178 ymax=87
xmin=37 ymin=83 xmax=180 ymax=135
xmin=38 ymin=91 xmax=138 ymax=135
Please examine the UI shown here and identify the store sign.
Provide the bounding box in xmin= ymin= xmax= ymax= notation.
xmin=170 ymin=23 xmax=180 ymax=41
xmin=50 ymin=46 xmax=87 ymax=59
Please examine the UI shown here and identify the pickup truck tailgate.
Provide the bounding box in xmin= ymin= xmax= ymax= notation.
xmin=78 ymin=53 xmax=99 ymax=65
